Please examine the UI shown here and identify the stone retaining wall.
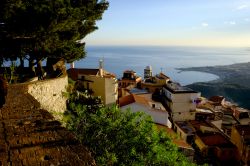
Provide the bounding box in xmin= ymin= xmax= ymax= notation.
xmin=5 ymin=75 xmax=68 ymax=117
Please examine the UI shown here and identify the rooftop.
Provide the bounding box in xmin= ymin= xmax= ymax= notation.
xmin=123 ymin=70 xmax=136 ymax=74
xmin=129 ymin=88 xmax=149 ymax=95
xmin=175 ymin=121 xmax=195 ymax=135
xmin=196 ymin=108 xmax=213 ymax=114
xmin=164 ymin=82 xmax=198 ymax=94
xmin=209 ymin=96 xmax=225 ymax=103
xmin=189 ymin=120 xmax=235 ymax=148
xmin=119 ymin=94 xmax=167 ymax=112
xmin=156 ymin=72 xmax=170 ymax=80
xmin=156 ymin=124 xmax=193 ymax=149
xmin=67 ymin=68 xmax=116 ymax=81
xmin=119 ymin=94 xmax=148 ymax=107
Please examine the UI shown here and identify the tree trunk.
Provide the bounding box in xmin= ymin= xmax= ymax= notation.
xmin=19 ymin=56 xmax=24 ymax=68
xmin=37 ymin=59 xmax=44 ymax=80
xmin=29 ymin=58 xmax=36 ymax=77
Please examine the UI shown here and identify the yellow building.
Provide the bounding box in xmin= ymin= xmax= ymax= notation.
xmin=141 ymin=72 xmax=170 ymax=93
xmin=231 ymin=125 xmax=250 ymax=165
xmin=67 ymin=60 xmax=118 ymax=106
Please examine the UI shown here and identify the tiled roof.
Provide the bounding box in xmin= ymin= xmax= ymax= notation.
xmin=119 ymin=94 xmax=149 ymax=107
xmin=67 ymin=68 xmax=116 ymax=80
xmin=209 ymin=96 xmax=225 ymax=103
xmin=67 ymin=68 xmax=99 ymax=80
xmin=157 ymin=72 xmax=170 ymax=80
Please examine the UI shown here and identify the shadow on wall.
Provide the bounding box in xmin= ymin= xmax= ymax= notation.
xmin=0 ymin=76 xmax=8 ymax=108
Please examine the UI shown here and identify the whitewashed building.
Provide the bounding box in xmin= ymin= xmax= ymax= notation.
xmin=162 ymin=82 xmax=201 ymax=121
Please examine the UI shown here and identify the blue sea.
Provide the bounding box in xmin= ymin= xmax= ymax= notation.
xmin=5 ymin=46 xmax=248 ymax=85
xmin=74 ymin=46 xmax=250 ymax=85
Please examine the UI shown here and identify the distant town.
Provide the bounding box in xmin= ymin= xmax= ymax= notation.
xmin=67 ymin=60 xmax=250 ymax=165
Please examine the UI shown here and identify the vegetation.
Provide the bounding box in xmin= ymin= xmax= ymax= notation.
xmin=187 ymin=82 xmax=250 ymax=109
xmin=0 ymin=0 xmax=108 ymax=75
xmin=64 ymin=90 xmax=195 ymax=165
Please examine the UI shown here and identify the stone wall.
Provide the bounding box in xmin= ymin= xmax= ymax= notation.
xmin=5 ymin=75 xmax=68 ymax=118
xmin=0 ymin=75 xmax=96 ymax=165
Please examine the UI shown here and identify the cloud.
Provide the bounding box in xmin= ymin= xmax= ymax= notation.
xmin=236 ymin=4 xmax=248 ymax=10
xmin=224 ymin=21 xmax=236 ymax=25
xmin=229 ymin=21 xmax=236 ymax=25
xmin=201 ymin=22 xmax=208 ymax=27
xmin=244 ymin=18 xmax=250 ymax=22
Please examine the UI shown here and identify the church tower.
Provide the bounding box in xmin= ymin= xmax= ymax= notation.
xmin=144 ymin=66 xmax=152 ymax=79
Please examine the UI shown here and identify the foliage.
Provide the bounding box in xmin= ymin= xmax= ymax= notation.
xmin=0 ymin=0 xmax=109 ymax=70
xmin=65 ymin=91 xmax=195 ymax=165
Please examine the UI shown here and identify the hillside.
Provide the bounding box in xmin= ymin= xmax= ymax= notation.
xmin=178 ymin=62 xmax=250 ymax=109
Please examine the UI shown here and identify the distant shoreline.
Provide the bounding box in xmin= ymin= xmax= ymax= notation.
xmin=178 ymin=62 xmax=250 ymax=109
xmin=177 ymin=62 xmax=250 ymax=86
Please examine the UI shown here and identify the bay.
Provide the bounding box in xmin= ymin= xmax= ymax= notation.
xmin=74 ymin=46 xmax=250 ymax=86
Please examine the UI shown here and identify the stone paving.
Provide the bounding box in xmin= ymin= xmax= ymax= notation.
xmin=0 ymin=103 xmax=95 ymax=166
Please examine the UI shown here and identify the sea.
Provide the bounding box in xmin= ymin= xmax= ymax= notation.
xmin=73 ymin=46 xmax=250 ymax=86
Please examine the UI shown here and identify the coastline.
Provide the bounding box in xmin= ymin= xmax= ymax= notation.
xmin=177 ymin=62 xmax=250 ymax=109
xmin=177 ymin=62 xmax=250 ymax=87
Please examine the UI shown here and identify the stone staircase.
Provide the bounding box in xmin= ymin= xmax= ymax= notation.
xmin=0 ymin=92 xmax=95 ymax=165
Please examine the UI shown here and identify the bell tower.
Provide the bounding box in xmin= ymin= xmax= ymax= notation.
xmin=144 ymin=66 xmax=152 ymax=79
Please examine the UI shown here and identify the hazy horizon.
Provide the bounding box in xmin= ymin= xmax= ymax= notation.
xmin=85 ymin=0 xmax=250 ymax=47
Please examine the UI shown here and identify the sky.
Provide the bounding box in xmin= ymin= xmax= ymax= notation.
xmin=85 ymin=0 xmax=250 ymax=47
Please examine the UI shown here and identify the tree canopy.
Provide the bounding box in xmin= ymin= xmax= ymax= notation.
xmin=65 ymin=90 xmax=195 ymax=165
xmin=0 ymin=0 xmax=108 ymax=65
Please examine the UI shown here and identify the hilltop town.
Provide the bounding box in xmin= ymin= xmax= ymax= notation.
xmin=1 ymin=59 xmax=250 ymax=165
xmin=67 ymin=60 xmax=250 ymax=165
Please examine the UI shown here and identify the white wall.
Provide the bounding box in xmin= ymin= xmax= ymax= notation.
xmin=163 ymin=87 xmax=200 ymax=121
xmin=169 ymin=102 xmax=196 ymax=113
xmin=28 ymin=75 xmax=68 ymax=115
xmin=163 ymin=88 xmax=200 ymax=103
xmin=6 ymin=76 xmax=68 ymax=120
xmin=121 ymin=103 xmax=170 ymax=127
xmin=105 ymin=77 xmax=118 ymax=106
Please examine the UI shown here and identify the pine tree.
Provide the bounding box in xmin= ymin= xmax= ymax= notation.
xmin=0 ymin=0 xmax=108 ymax=74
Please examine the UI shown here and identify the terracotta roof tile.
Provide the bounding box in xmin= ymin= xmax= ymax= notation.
xmin=67 ymin=68 xmax=99 ymax=80
xmin=119 ymin=94 xmax=149 ymax=107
